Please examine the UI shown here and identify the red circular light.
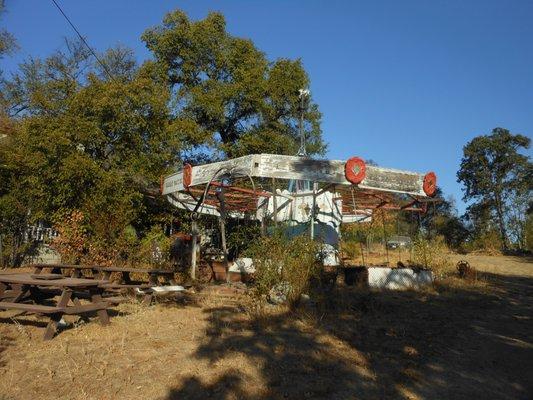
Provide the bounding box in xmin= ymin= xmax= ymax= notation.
xmin=345 ymin=157 xmax=367 ymax=184
xmin=423 ymin=172 xmax=437 ymax=196
xmin=183 ymin=164 xmax=193 ymax=188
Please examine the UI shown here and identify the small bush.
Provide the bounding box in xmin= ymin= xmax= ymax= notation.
xmin=51 ymin=210 xmax=89 ymax=264
xmin=340 ymin=239 xmax=361 ymax=262
xmin=411 ymin=235 xmax=453 ymax=278
xmin=137 ymin=225 xmax=172 ymax=268
xmin=462 ymin=229 xmax=502 ymax=255
xmin=246 ymin=232 xmax=323 ymax=307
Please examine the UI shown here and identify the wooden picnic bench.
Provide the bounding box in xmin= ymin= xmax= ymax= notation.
xmin=96 ymin=267 xmax=178 ymax=305
xmin=32 ymin=264 xmax=176 ymax=284
xmin=0 ymin=273 xmax=110 ymax=340
xmin=31 ymin=263 xmax=101 ymax=278
xmin=32 ymin=264 xmax=180 ymax=305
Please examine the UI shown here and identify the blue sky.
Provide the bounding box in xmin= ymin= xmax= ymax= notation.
xmin=2 ymin=0 xmax=532 ymax=213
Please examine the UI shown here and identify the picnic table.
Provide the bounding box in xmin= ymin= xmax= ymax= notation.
xmin=32 ymin=264 xmax=177 ymax=284
xmin=0 ymin=273 xmax=110 ymax=340
xmin=31 ymin=264 xmax=181 ymax=305
xmin=32 ymin=263 xmax=101 ymax=278
xmin=97 ymin=266 xmax=177 ymax=285
xmin=97 ymin=267 xmax=178 ymax=304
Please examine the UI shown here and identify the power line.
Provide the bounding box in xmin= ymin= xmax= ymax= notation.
xmin=50 ymin=0 xmax=115 ymax=81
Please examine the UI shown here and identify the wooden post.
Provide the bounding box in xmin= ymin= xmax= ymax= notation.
xmin=261 ymin=215 xmax=266 ymax=236
xmin=190 ymin=218 xmax=198 ymax=280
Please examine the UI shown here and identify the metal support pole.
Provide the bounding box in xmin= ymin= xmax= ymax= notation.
xmin=310 ymin=182 xmax=317 ymax=239
xmin=190 ymin=217 xmax=198 ymax=280
xmin=259 ymin=196 xmax=267 ymax=236
xmin=381 ymin=211 xmax=390 ymax=266
xmin=219 ymin=217 xmax=229 ymax=281
xmin=220 ymin=219 xmax=227 ymax=258
xmin=272 ymin=178 xmax=278 ymax=227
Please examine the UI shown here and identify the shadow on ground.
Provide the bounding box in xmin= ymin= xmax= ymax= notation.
xmin=164 ymin=274 xmax=530 ymax=399
xmin=0 ymin=331 xmax=14 ymax=369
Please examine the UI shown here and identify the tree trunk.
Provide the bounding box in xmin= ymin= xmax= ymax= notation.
xmin=493 ymin=192 xmax=509 ymax=250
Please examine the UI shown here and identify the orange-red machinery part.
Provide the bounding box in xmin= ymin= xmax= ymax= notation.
xmin=344 ymin=157 xmax=367 ymax=184
xmin=183 ymin=164 xmax=193 ymax=188
xmin=423 ymin=172 xmax=437 ymax=196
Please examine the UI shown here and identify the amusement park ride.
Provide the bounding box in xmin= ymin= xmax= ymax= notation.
xmin=161 ymin=90 xmax=438 ymax=279
xmin=161 ymin=152 xmax=438 ymax=277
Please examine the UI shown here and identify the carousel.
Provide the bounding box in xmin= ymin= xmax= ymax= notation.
xmin=160 ymin=152 xmax=438 ymax=281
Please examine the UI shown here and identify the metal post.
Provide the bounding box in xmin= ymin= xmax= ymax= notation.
xmin=299 ymin=97 xmax=305 ymax=155
xmin=272 ymin=178 xmax=278 ymax=227
xmin=220 ymin=219 xmax=227 ymax=257
xmin=190 ymin=218 xmax=198 ymax=280
xmin=219 ymin=217 xmax=229 ymax=282
xmin=381 ymin=211 xmax=390 ymax=265
xmin=259 ymin=196 xmax=267 ymax=236
xmin=310 ymin=182 xmax=317 ymax=239
xmin=297 ymin=89 xmax=310 ymax=156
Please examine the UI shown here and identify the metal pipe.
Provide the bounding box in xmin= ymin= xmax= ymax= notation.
xmin=272 ymin=178 xmax=278 ymax=226
xmin=310 ymin=182 xmax=317 ymax=239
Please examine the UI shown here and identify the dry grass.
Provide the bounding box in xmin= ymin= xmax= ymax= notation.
xmin=0 ymin=254 xmax=532 ymax=400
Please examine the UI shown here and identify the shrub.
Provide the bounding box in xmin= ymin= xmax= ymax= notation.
xmin=51 ymin=210 xmax=89 ymax=264
xmin=137 ymin=225 xmax=172 ymax=268
xmin=226 ymin=221 xmax=261 ymax=259
xmin=51 ymin=210 xmax=173 ymax=267
xmin=246 ymin=231 xmax=323 ymax=307
xmin=463 ymin=229 xmax=502 ymax=255
xmin=411 ymin=235 xmax=453 ymax=278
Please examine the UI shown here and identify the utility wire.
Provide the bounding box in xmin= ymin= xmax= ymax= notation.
xmin=50 ymin=0 xmax=115 ymax=82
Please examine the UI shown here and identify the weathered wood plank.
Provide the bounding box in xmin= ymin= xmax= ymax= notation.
xmin=163 ymin=154 xmax=428 ymax=197
xmin=163 ymin=155 xmax=257 ymax=195
xmin=0 ymin=302 xmax=62 ymax=314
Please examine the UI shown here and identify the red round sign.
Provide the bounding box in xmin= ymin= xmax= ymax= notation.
xmin=183 ymin=163 xmax=193 ymax=188
xmin=423 ymin=171 xmax=437 ymax=197
xmin=345 ymin=157 xmax=367 ymax=184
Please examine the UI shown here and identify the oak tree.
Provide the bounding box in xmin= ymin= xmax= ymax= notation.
xmin=457 ymin=128 xmax=532 ymax=250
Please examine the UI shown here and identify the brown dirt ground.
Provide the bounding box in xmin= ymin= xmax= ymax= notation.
xmin=0 ymin=255 xmax=532 ymax=400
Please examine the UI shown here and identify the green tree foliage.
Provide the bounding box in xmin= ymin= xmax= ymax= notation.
xmin=142 ymin=10 xmax=324 ymax=159
xmin=0 ymin=0 xmax=16 ymax=59
xmin=0 ymin=40 xmax=180 ymax=265
xmin=0 ymin=9 xmax=325 ymax=266
xmin=457 ymin=128 xmax=532 ymax=250
xmin=420 ymin=188 xmax=470 ymax=249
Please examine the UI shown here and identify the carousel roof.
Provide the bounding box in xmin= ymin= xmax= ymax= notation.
xmin=161 ymin=153 xmax=438 ymax=218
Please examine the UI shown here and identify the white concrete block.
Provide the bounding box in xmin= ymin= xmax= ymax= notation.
xmin=367 ymin=267 xmax=433 ymax=290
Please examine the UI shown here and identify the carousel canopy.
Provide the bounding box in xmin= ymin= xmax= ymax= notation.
xmin=161 ymin=154 xmax=438 ymax=219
